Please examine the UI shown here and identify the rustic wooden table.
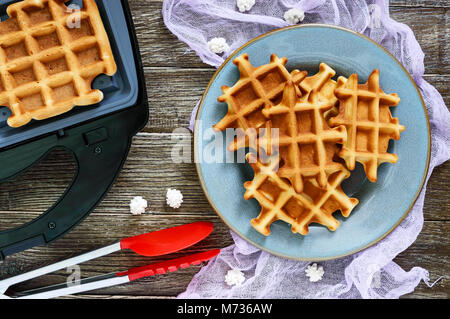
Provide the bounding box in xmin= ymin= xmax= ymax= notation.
xmin=0 ymin=0 xmax=448 ymax=299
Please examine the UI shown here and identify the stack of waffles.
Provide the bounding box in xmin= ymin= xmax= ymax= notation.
xmin=0 ymin=0 xmax=116 ymax=128
xmin=214 ymin=53 xmax=405 ymax=236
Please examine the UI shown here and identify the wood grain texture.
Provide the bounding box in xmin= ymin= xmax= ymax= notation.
xmin=390 ymin=0 xmax=449 ymax=7
xmin=128 ymin=1 xmax=449 ymax=74
xmin=0 ymin=133 xmax=448 ymax=221
xmin=424 ymin=75 xmax=449 ymax=107
xmin=144 ymin=67 xmax=214 ymax=132
xmin=0 ymin=0 xmax=448 ymax=300
xmin=0 ymin=133 xmax=448 ymax=298
xmin=0 ymin=214 xmax=447 ymax=298
xmin=390 ymin=7 xmax=449 ymax=75
xmin=140 ymin=69 xmax=450 ymax=132
xmin=0 ymin=214 xmax=234 ymax=297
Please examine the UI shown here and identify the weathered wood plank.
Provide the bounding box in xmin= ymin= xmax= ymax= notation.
xmin=0 ymin=133 xmax=212 ymax=218
xmin=128 ymin=1 xmax=449 ymax=75
xmin=129 ymin=1 xmax=207 ymax=69
xmin=0 ymin=214 xmax=234 ymax=297
xmin=390 ymin=0 xmax=449 ymax=7
xmin=422 ymin=161 xmax=450 ymax=221
xmin=144 ymin=67 xmax=214 ymax=132
xmin=396 ymin=220 xmax=449 ymax=298
xmin=389 ymin=7 xmax=449 ymax=75
xmin=140 ymin=68 xmax=449 ymax=133
xmin=0 ymin=132 xmax=448 ymax=221
xmin=0 ymin=0 xmax=447 ymax=300
xmin=0 ymin=216 xmax=447 ymax=298
xmin=423 ymin=75 xmax=449 ymax=108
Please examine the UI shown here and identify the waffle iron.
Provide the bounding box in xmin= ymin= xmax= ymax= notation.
xmin=0 ymin=0 xmax=148 ymax=260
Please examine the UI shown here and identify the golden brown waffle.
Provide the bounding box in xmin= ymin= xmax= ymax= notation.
xmin=214 ymin=53 xmax=307 ymax=151
xmin=258 ymin=80 xmax=347 ymax=193
xmin=244 ymin=153 xmax=359 ymax=236
xmin=299 ymin=63 xmax=348 ymax=120
xmin=299 ymin=63 xmax=339 ymax=103
xmin=0 ymin=0 xmax=117 ymax=127
xmin=329 ymin=70 xmax=405 ymax=182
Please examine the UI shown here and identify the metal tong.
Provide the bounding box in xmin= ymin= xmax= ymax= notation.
xmin=0 ymin=221 xmax=219 ymax=299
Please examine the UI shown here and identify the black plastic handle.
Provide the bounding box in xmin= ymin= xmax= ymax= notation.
xmin=0 ymin=109 xmax=141 ymax=260
xmin=0 ymin=0 xmax=147 ymax=260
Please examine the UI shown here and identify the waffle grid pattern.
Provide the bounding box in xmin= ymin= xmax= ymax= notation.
xmin=329 ymin=70 xmax=405 ymax=182
xmin=213 ymin=56 xmax=405 ymax=237
xmin=261 ymin=81 xmax=347 ymax=193
xmin=0 ymin=0 xmax=116 ymax=127
xmin=214 ymin=53 xmax=307 ymax=151
xmin=244 ymin=153 xmax=359 ymax=236
xmin=299 ymin=62 xmax=337 ymax=102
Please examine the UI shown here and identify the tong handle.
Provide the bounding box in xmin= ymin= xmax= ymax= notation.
xmin=0 ymin=242 xmax=120 ymax=293
xmin=117 ymin=249 xmax=221 ymax=281
xmin=16 ymin=249 xmax=220 ymax=299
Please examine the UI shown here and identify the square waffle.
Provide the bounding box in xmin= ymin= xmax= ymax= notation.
xmin=244 ymin=153 xmax=359 ymax=236
xmin=258 ymin=81 xmax=347 ymax=193
xmin=0 ymin=0 xmax=117 ymax=127
xmin=299 ymin=62 xmax=347 ymax=119
xmin=299 ymin=62 xmax=339 ymax=104
xmin=214 ymin=53 xmax=307 ymax=151
xmin=329 ymin=70 xmax=405 ymax=182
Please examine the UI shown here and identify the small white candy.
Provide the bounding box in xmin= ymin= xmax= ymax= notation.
xmin=284 ymin=8 xmax=305 ymax=25
xmin=207 ymin=37 xmax=229 ymax=54
xmin=166 ymin=188 xmax=183 ymax=209
xmin=225 ymin=269 xmax=245 ymax=286
xmin=305 ymin=263 xmax=324 ymax=282
xmin=129 ymin=196 xmax=147 ymax=215
xmin=236 ymin=0 xmax=255 ymax=13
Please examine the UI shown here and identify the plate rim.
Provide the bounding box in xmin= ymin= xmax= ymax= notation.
xmin=193 ymin=24 xmax=431 ymax=261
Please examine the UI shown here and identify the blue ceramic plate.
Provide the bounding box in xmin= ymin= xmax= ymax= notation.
xmin=194 ymin=25 xmax=430 ymax=260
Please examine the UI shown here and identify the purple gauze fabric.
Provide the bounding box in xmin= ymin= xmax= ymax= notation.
xmin=162 ymin=0 xmax=450 ymax=298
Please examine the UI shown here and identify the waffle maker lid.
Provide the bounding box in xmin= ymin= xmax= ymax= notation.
xmin=0 ymin=0 xmax=148 ymax=259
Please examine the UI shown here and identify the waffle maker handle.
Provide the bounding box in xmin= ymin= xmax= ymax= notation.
xmin=0 ymin=0 xmax=147 ymax=260
xmin=0 ymin=104 xmax=148 ymax=261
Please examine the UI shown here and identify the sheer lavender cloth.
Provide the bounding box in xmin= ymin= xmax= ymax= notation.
xmin=162 ymin=0 xmax=449 ymax=298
